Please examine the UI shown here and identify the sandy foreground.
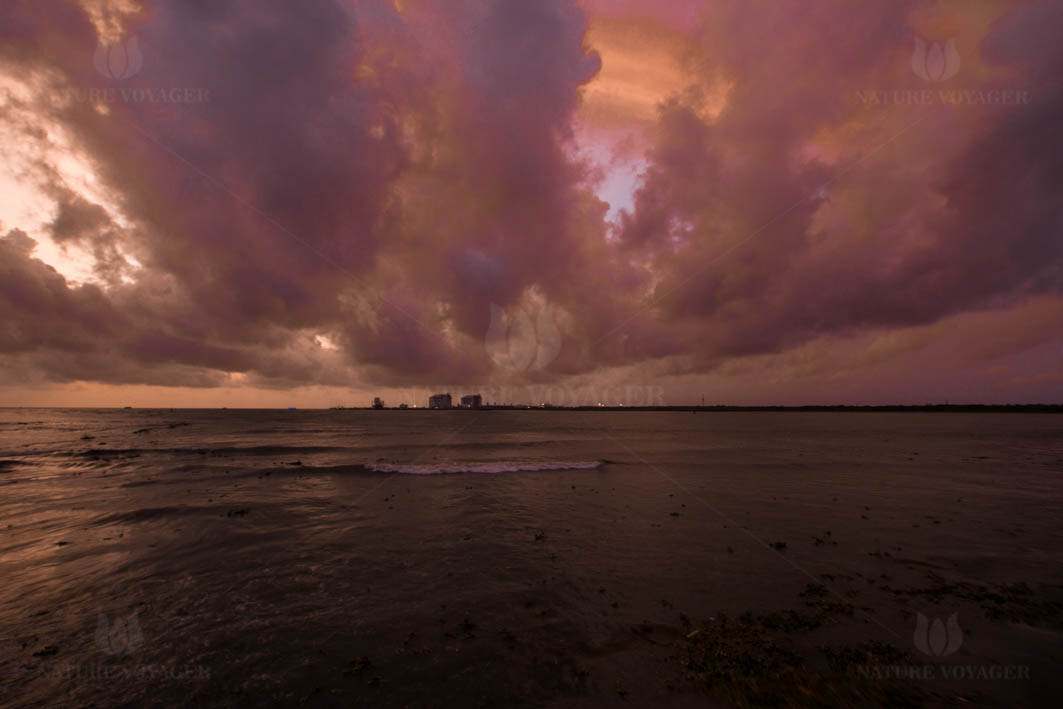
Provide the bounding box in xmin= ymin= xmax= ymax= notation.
xmin=2 ymin=410 xmax=1061 ymax=707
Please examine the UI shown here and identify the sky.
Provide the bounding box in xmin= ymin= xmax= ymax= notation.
xmin=1 ymin=0 xmax=1061 ymax=407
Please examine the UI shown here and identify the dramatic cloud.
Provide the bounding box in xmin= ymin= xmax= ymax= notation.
xmin=0 ymin=0 xmax=1060 ymax=404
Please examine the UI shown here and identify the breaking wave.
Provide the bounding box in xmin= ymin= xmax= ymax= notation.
xmin=366 ymin=460 xmax=604 ymax=475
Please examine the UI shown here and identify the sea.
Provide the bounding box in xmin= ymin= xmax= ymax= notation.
xmin=1 ymin=408 xmax=1061 ymax=707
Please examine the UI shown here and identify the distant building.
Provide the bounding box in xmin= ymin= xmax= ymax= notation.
xmin=460 ymin=394 xmax=483 ymax=409
xmin=428 ymin=393 xmax=452 ymax=409
xmin=398 ymin=403 xmax=408 ymax=409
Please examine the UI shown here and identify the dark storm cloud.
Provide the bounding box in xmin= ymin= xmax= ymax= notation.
xmin=0 ymin=0 xmax=607 ymax=385
xmin=0 ymin=229 xmax=124 ymax=356
xmin=608 ymin=0 xmax=1063 ymax=368
xmin=0 ymin=0 xmax=1060 ymax=393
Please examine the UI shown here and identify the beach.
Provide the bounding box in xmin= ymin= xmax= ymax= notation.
xmin=1 ymin=409 xmax=1061 ymax=707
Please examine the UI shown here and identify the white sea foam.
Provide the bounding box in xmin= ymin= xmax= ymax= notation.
xmin=366 ymin=460 xmax=603 ymax=475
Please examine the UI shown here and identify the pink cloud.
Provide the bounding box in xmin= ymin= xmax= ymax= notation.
xmin=0 ymin=0 xmax=1060 ymax=403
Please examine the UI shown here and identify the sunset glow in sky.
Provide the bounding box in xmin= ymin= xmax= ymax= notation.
xmin=1 ymin=0 xmax=1061 ymax=406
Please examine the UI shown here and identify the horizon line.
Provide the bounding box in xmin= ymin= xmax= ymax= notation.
xmin=2 ymin=403 xmax=1062 ymax=411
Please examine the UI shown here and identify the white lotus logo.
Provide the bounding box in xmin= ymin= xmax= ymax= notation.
xmin=94 ymin=35 xmax=143 ymax=80
xmin=913 ymin=613 xmax=963 ymax=657
xmin=485 ymin=303 xmax=561 ymax=372
xmin=912 ymin=37 xmax=960 ymax=82
xmin=95 ymin=612 xmax=144 ymax=655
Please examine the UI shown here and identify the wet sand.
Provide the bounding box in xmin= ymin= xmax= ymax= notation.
xmin=1 ymin=409 xmax=1061 ymax=707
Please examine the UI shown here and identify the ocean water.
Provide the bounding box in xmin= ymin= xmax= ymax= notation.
xmin=1 ymin=409 xmax=1062 ymax=707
